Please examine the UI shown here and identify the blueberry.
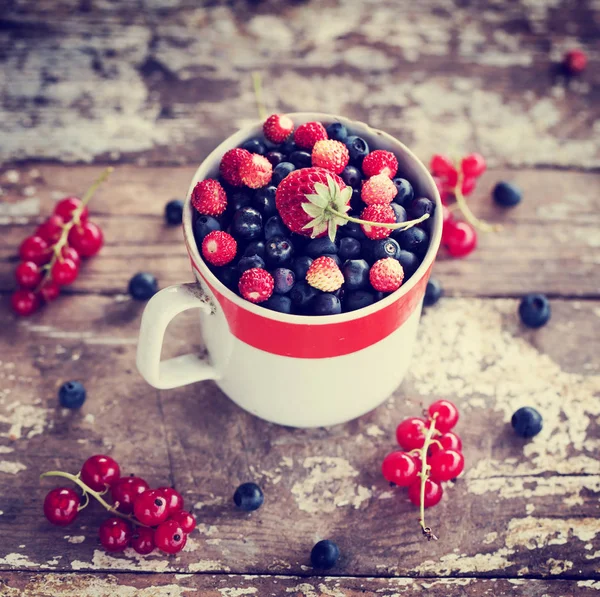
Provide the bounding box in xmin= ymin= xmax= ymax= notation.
xmin=194 ymin=215 xmax=221 ymax=243
xmin=370 ymin=238 xmax=400 ymax=261
xmin=342 ymin=259 xmax=370 ymax=291
xmin=290 ymin=281 xmax=318 ymax=312
xmin=338 ymin=237 xmax=361 ymax=261
xmin=272 ymin=162 xmax=296 ymax=185
xmin=232 ymin=207 xmax=263 ymax=241
xmin=511 ymin=406 xmax=543 ymax=438
xmin=341 ymin=165 xmax=362 ymax=189
xmin=391 ymin=202 xmax=407 ymax=223
xmin=493 ymin=181 xmax=522 ymax=207
xmin=280 ymin=138 xmax=297 ymax=155
xmin=289 ymin=150 xmax=312 ymax=169
xmin=264 ymin=215 xmax=288 ymax=240
xmin=350 ymin=188 xmax=362 ymax=213
xmin=310 ymin=539 xmax=340 ymax=570
xmin=345 ymin=136 xmax=369 ymax=166
xmin=312 ymin=293 xmax=341 ymax=316
xmin=265 ymin=236 xmax=294 ymax=267
xmin=392 ymin=178 xmax=414 ymax=207
xmin=266 ymin=151 xmax=285 ymax=167
xmin=292 ymin=256 xmax=313 ymax=280
xmin=241 ymin=138 xmax=266 ymax=155
xmin=243 ymin=240 xmax=266 ymax=259
xmin=306 ymin=237 xmax=337 ymax=258
xmin=129 ymin=273 xmax=158 ymax=300
xmin=394 ymin=227 xmax=429 ymax=256
xmin=233 ymin=482 xmax=264 ymax=511
xmin=518 ymin=294 xmax=551 ymax=328
xmin=58 ymin=381 xmax=86 ymax=409
xmin=164 ymin=199 xmax=184 ymax=225
xmin=252 ymin=185 xmax=277 ymax=217
xmin=344 ymin=289 xmax=376 ymax=312
xmin=217 ymin=265 xmax=240 ymax=291
xmin=264 ymin=294 xmax=292 ymax=314
xmin=326 ymin=122 xmax=348 ymax=142
xmin=396 ymin=250 xmax=420 ymax=278
xmin=340 ymin=222 xmax=365 ymax=240
xmin=424 ymin=278 xmax=443 ymax=306
xmin=238 ymin=255 xmax=265 ymax=273
xmin=229 ymin=190 xmax=253 ymax=213
xmin=408 ymin=197 xmax=435 ymax=220
xmin=271 ymin=267 xmax=295 ymax=294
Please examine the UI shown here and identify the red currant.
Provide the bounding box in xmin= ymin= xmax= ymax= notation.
xmin=408 ymin=478 xmax=443 ymax=508
xmin=131 ymin=527 xmax=156 ymax=555
xmin=80 ymin=455 xmax=121 ymax=492
xmin=461 ymin=176 xmax=476 ymax=196
xmin=51 ymin=258 xmax=79 ymax=286
xmin=444 ymin=220 xmax=477 ymax=258
xmin=68 ymin=221 xmax=103 ymax=258
xmin=430 ymin=154 xmax=457 ymax=180
xmin=11 ymin=289 xmax=40 ymax=316
xmin=40 ymin=282 xmax=60 ymax=302
xmin=98 ymin=517 xmax=132 ymax=552
xmin=158 ymin=487 xmax=184 ymax=514
xmin=429 ymin=449 xmax=465 ymax=482
xmin=564 ymin=49 xmax=587 ymax=74
xmin=15 ymin=261 xmax=42 ymax=289
xmin=55 ymin=197 xmax=89 ymax=223
xmin=381 ymin=451 xmax=419 ymax=487
xmin=111 ymin=476 xmax=150 ymax=514
xmin=36 ymin=215 xmax=65 ymax=244
xmin=133 ymin=489 xmax=170 ymax=526
xmin=396 ymin=417 xmax=427 ymax=451
xmin=169 ymin=510 xmax=196 ymax=534
xmin=43 ymin=487 xmax=80 ymax=526
xmin=441 ymin=206 xmax=455 ymax=243
xmin=433 ymin=176 xmax=452 ymax=203
xmin=19 ymin=236 xmax=51 ymax=266
xmin=62 ymin=246 xmax=81 ymax=267
xmin=154 ymin=519 xmax=187 ymax=554
xmin=429 ymin=431 xmax=462 ymax=456
xmin=461 ymin=153 xmax=486 ymax=178
xmin=428 ymin=399 xmax=459 ymax=433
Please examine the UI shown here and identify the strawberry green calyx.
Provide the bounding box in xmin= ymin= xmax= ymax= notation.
xmin=301 ymin=174 xmax=430 ymax=242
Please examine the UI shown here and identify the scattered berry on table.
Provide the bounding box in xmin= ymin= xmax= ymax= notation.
xmin=51 ymin=258 xmax=79 ymax=286
xmin=43 ymin=487 xmax=80 ymax=526
xmin=312 ymin=293 xmax=342 ymax=315
xmin=311 ymin=140 xmax=350 ymax=174
xmin=325 ymin=122 xmax=348 ymax=142
xmin=239 ymin=153 xmax=273 ymax=189
xmin=429 ymin=431 xmax=462 ymax=456
xmin=68 ymin=221 xmax=104 ymax=257
xmin=219 ymin=148 xmax=251 ymax=187
xmin=461 ymin=153 xmax=486 ymax=178
xmin=362 ymin=150 xmax=398 ymax=178
xmin=169 ymin=510 xmax=197 ymax=534
xmin=306 ymin=256 xmax=344 ymax=292
xmin=241 ymin=138 xmax=266 ymax=155
xmin=55 ymin=197 xmax=89 ymax=223
xmin=238 ymin=268 xmax=274 ymax=303
xmin=294 ymin=121 xmax=328 ymax=150
xmin=194 ymin=215 xmax=221 ymax=243
xmin=11 ymin=290 xmax=40 ymax=316
xmin=158 ymin=487 xmax=184 ymax=514
xmin=341 ymin=165 xmax=362 ymax=189
xmin=564 ymin=49 xmax=587 ymax=75
xmin=99 ymin=517 xmax=132 ymax=552
xmin=232 ymin=207 xmax=263 ymax=240
xmin=133 ymin=489 xmax=170 ymax=526
xmin=396 ymin=417 xmax=427 ymax=451
xmin=461 ymin=176 xmax=476 ymax=196
xmin=192 ymin=179 xmax=228 ymax=216
xmin=345 ymin=135 xmax=369 ymax=165
xmin=519 ymin=294 xmax=551 ymax=328
xmin=272 ymin=267 xmax=295 ymax=294
xmin=428 ymin=399 xmax=459 ymax=433
xmin=369 ymin=258 xmax=404 ymax=292
xmin=289 ymin=150 xmax=312 ymax=169
xmin=444 ymin=220 xmax=476 ymax=258
xmin=39 ymin=282 xmax=60 ymax=303
xmin=58 ymin=381 xmax=86 ymax=409
xmin=238 ymin=255 xmax=266 ymax=273
xmin=423 ymin=278 xmax=443 ymax=307
xmin=19 ymin=236 xmax=50 ymax=265
xmin=360 ymin=204 xmax=395 ymax=240
xmin=263 ymin=114 xmax=294 ymax=144
xmin=202 ymin=231 xmax=237 ymax=266
xmin=129 ymin=272 xmax=158 ymax=300
xmin=111 ymin=476 xmax=150 ymax=514
xmin=37 ymin=215 xmax=65 ymax=243
xmin=264 ymin=294 xmax=292 ymax=313
xmin=493 ymin=181 xmax=522 ymax=207
xmin=80 ymin=455 xmax=120 ymax=492
xmin=381 ymin=451 xmax=419 ymax=487
xmin=310 ymin=539 xmax=340 ymax=570
xmin=233 ymin=482 xmax=264 ymax=511
xmin=131 ymin=527 xmax=156 ymax=555
xmin=361 ymin=173 xmax=398 ymax=205
xmin=15 ymin=261 xmax=42 ymax=289
xmin=164 ymin=199 xmax=184 ymax=225
xmin=428 ymin=449 xmax=465 ymax=482
xmin=408 ymin=478 xmax=443 ymax=508
xmin=511 ymin=406 xmax=543 ymax=438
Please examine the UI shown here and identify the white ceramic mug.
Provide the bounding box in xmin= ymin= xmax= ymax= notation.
xmin=136 ymin=113 xmax=442 ymax=428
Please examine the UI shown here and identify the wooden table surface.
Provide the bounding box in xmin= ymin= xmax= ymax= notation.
xmin=1 ymin=1 xmax=599 ymax=596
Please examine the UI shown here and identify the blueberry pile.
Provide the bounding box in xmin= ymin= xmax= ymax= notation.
xmin=192 ymin=117 xmax=435 ymax=316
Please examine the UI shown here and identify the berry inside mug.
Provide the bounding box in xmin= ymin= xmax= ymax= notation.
xmin=136 ymin=113 xmax=442 ymax=428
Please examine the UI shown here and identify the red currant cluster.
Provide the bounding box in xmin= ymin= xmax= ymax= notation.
xmin=381 ymin=400 xmax=464 ymax=540
xmin=42 ymin=454 xmax=196 ymax=555
xmin=12 ymin=168 xmax=112 ymax=316
xmin=430 ymin=153 xmax=499 ymax=259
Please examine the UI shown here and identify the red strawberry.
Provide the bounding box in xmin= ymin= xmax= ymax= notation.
xmin=361 ymin=173 xmax=398 ymax=205
xmin=238 ymin=268 xmax=274 ymax=303
xmin=370 ymin=258 xmax=404 ymax=292
xmin=461 ymin=153 xmax=486 ymax=178
xmin=275 ymin=167 xmax=347 ymax=237
xmin=263 ymin=114 xmax=294 ymax=144
xmin=306 ymin=256 xmax=344 ymax=292
xmin=311 ymin=140 xmax=349 ymax=174
xmin=360 ymin=204 xmax=395 ymax=239
xmin=239 ymin=153 xmax=273 ymax=189
xmin=192 ymin=179 xmax=227 ymax=216
xmin=362 ymin=150 xmax=398 ymax=178
xmin=201 ymin=231 xmax=237 ymax=266
xmin=294 ymin=122 xmax=328 ymax=150
xmin=219 ymin=148 xmax=251 ymax=187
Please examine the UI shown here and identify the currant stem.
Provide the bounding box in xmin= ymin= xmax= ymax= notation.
xmin=418 ymin=414 xmax=439 ymax=541
xmin=40 ymin=470 xmax=147 ymax=527
xmin=251 ymin=71 xmax=267 ymax=121
xmin=453 ymin=171 xmax=501 ymax=233
xmin=326 ymin=206 xmax=430 ymax=231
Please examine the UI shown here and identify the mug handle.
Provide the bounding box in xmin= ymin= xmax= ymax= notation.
xmin=136 ymin=283 xmax=220 ymax=389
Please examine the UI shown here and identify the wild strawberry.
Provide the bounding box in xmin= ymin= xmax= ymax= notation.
xmin=263 ymin=114 xmax=294 ymax=144
xmin=362 ymin=150 xmax=398 ymax=178
xmin=361 ymin=174 xmax=397 ymax=206
xmin=564 ymin=49 xmax=587 ymax=74
xmin=275 ymin=167 xmax=348 ymax=237
xmin=369 ymin=258 xmax=404 ymax=292
xmin=306 ymin=256 xmax=344 ymax=292
xmin=311 ymin=140 xmax=349 ymax=174
xmin=238 ymin=268 xmax=274 ymax=303
xmin=219 ymin=148 xmax=251 ymax=187
xmin=191 ymin=179 xmax=227 ymax=216
xmin=201 ymin=231 xmax=237 ymax=266
xmin=294 ymin=122 xmax=328 ymax=150
xmin=360 ymin=204 xmax=395 ymax=239
xmin=461 ymin=153 xmax=486 ymax=178
xmin=239 ymin=153 xmax=273 ymax=189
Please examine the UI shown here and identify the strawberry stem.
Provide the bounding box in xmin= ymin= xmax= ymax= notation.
xmin=325 ymin=206 xmax=430 ymax=231
xmin=453 ymin=171 xmax=501 ymax=233
xmin=251 ymin=71 xmax=267 ymax=121
xmin=418 ymin=414 xmax=439 ymax=541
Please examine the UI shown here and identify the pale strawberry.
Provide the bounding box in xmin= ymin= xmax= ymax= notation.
xmin=239 ymin=153 xmax=273 ymax=189
xmin=219 ymin=148 xmax=251 ymax=187
xmin=263 ymin=114 xmax=294 ymax=144
xmin=201 ymin=231 xmax=237 ymax=266
xmin=369 ymin=258 xmax=404 ymax=292
xmin=311 ymin=140 xmax=349 ymax=174
xmin=238 ymin=268 xmax=274 ymax=303
xmin=362 ymin=150 xmax=398 ymax=178
xmin=361 ymin=173 xmax=398 ymax=205
xmin=294 ymin=122 xmax=328 ymax=150
xmin=360 ymin=204 xmax=395 ymax=239
xmin=306 ymin=256 xmax=344 ymax=292
xmin=191 ymin=179 xmax=227 ymax=216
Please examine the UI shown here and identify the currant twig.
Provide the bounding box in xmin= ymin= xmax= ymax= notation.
xmin=453 ymin=171 xmax=501 ymax=233
xmin=418 ymin=414 xmax=439 ymax=541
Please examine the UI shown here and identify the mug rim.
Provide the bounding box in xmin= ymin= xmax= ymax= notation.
xmin=182 ymin=112 xmax=442 ymax=326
